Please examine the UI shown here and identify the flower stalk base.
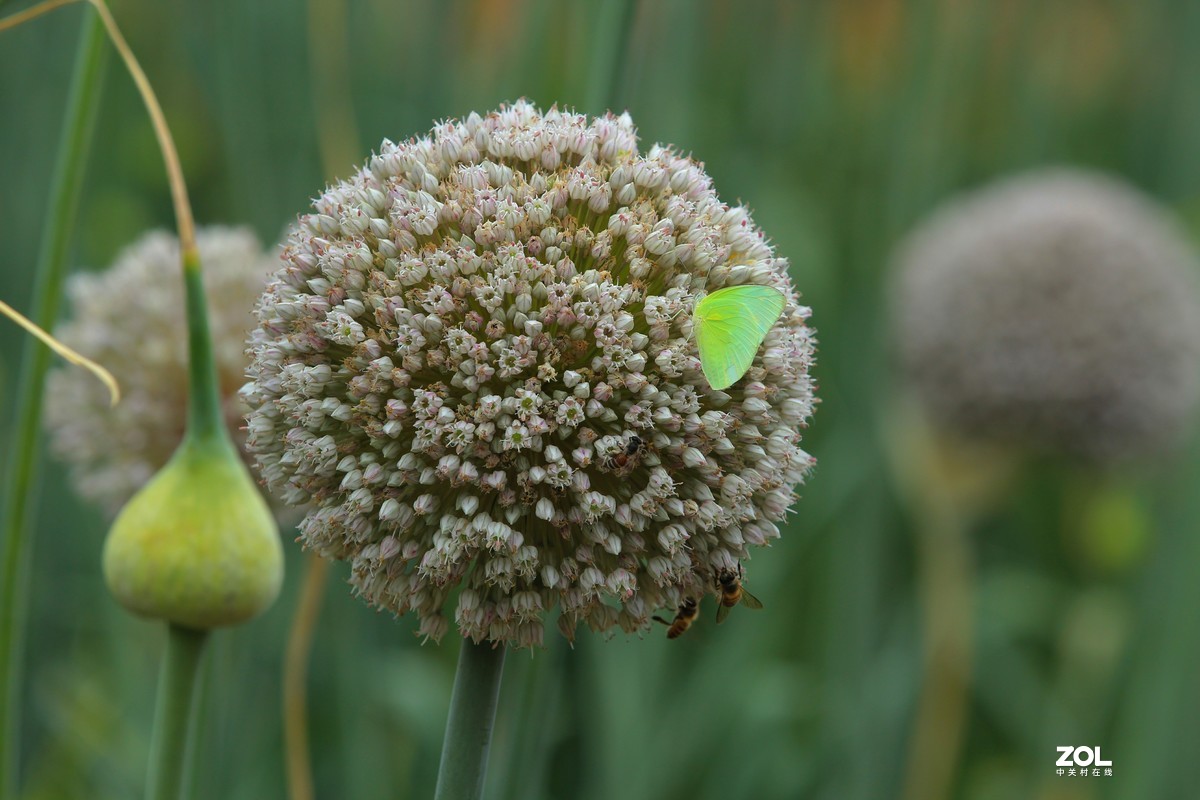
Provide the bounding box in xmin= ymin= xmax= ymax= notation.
xmin=434 ymin=640 xmax=507 ymax=800
xmin=145 ymin=625 xmax=208 ymax=800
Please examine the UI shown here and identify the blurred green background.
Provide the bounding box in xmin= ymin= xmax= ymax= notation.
xmin=3 ymin=0 xmax=1200 ymax=798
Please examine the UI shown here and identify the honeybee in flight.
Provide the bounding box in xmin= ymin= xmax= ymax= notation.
xmin=714 ymin=565 xmax=763 ymax=623
xmin=607 ymin=434 xmax=644 ymax=473
xmin=653 ymin=596 xmax=699 ymax=639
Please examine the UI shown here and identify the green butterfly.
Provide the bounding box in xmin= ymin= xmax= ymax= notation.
xmin=693 ymin=285 xmax=786 ymax=391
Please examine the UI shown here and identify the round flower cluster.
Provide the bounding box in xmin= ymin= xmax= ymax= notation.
xmin=242 ymin=101 xmax=817 ymax=646
xmin=46 ymin=227 xmax=276 ymax=515
xmin=892 ymin=168 xmax=1200 ymax=463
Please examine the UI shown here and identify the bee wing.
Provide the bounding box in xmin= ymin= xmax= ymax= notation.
xmin=715 ymin=602 xmax=732 ymax=624
xmin=740 ymin=590 xmax=764 ymax=610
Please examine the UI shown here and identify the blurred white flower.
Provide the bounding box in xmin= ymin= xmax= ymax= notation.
xmin=46 ymin=227 xmax=276 ymax=514
xmin=893 ymin=168 xmax=1200 ymax=463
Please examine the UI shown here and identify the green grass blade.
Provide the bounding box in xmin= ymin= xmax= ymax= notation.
xmin=0 ymin=9 xmax=107 ymax=798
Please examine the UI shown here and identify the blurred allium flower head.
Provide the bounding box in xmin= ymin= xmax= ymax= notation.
xmin=242 ymin=101 xmax=817 ymax=647
xmin=893 ymin=168 xmax=1200 ymax=463
xmin=46 ymin=227 xmax=275 ymax=514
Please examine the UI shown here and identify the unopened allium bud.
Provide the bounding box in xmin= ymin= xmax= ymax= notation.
xmin=45 ymin=228 xmax=276 ymax=514
xmin=103 ymin=437 xmax=282 ymax=629
xmin=243 ymin=101 xmax=817 ymax=646
xmin=893 ymin=169 xmax=1200 ymax=463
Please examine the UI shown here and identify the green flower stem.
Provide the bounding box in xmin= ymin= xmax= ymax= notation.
xmin=434 ymin=639 xmax=507 ymax=800
xmin=181 ymin=251 xmax=227 ymax=445
xmin=497 ymin=651 xmax=553 ymax=800
xmin=180 ymin=651 xmax=210 ymax=800
xmin=0 ymin=10 xmax=107 ymax=799
xmin=138 ymin=126 xmax=222 ymax=800
xmin=145 ymin=625 xmax=209 ymax=800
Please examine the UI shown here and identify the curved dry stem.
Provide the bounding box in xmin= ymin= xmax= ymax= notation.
xmin=84 ymin=0 xmax=195 ymax=257
xmin=0 ymin=0 xmax=74 ymax=31
xmin=0 ymin=0 xmax=196 ymax=259
xmin=0 ymin=299 xmax=119 ymax=404
xmin=900 ymin=503 xmax=973 ymax=800
xmin=283 ymin=554 xmax=331 ymax=800
xmin=2 ymin=0 xmax=225 ymax=439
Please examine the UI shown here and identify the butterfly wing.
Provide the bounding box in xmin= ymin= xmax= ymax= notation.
xmin=694 ymin=285 xmax=786 ymax=390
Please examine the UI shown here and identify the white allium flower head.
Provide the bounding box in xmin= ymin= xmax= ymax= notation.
xmin=46 ymin=227 xmax=276 ymax=514
xmin=242 ymin=101 xmax=818 ymax=646
xmin=893 ymin=168 xmax=1200 ymax=463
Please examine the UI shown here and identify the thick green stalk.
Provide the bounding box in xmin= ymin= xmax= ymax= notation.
xmin=145 ymin=625 xmax=209 ymax=800
xmin=0 ymin=11 xmax=107 ymax=799
xmin=497 ymin=650 xmax=556 ymax=800
xmin=180 ymin=648 xmax=210 ymax=800
xmin=142 ymin=136 xmax=224 ymax=800
xmin=434 ymin=640 xmax=507 ymax=800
